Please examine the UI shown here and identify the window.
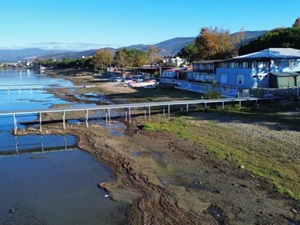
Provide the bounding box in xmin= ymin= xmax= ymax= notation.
xmin=237 ymin=75 xmax=244 ymax=84
xmin=242 ymin=62 xmax=248 ymax=68
xmin=290 ymin=59 xmax=296 ymax=67
xmin=258 ymin=61 xmax=268 ymax=68
xmin=220 ymin=74 xmax=227 ymax=85
xmin=274 ymin=60 xmax=280 ymax=67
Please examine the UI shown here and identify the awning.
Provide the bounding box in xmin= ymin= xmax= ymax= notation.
xmin=270 ymin=72 xmax=300 ymax=77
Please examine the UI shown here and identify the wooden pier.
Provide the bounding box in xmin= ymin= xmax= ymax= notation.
xmin=0 ymin=96 xmax=278 ymax=134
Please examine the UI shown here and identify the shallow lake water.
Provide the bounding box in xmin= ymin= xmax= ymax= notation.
xmin=0 ymin=69 xmax=127 ymax=225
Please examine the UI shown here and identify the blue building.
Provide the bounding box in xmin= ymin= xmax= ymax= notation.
xmin=215 ymin=48 xmax=300 ymax=89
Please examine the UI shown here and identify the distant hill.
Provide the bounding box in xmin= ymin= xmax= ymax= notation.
xmin=231 ymin=30 xmax=268 ymax=46
xmin=0 ymin=48 xmax=70 ymax=63
xmin=0 ymin=31 xmax=267 ymax=62
xmin=39 ymin=37 xmax=196 ymax=61
xmin=39 ymin=48 xmax=115 ymax=61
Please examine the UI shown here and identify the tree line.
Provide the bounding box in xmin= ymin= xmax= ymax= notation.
xmin=34 ymin=46 xmax=161 ymax=71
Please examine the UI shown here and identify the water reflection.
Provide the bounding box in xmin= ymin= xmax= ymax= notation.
xmin=0 ymin=134 xmax=77 ymax=157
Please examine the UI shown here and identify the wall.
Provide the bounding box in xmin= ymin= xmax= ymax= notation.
xmin=216 ymin=68 xmax=254 ymax=88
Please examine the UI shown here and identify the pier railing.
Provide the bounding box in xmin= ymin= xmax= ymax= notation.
xmin=0 ymin=96 xmax=278 ymax=134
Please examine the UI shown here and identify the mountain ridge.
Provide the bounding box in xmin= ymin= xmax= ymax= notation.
xmin=0 ymin=31 xmax=267 ymax=62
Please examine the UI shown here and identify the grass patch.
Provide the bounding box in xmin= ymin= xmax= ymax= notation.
xmin=143 ymin=113 xmax=300 ymax=200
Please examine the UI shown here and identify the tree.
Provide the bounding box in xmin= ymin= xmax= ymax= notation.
xmin=114 ymin=48 xmax=147 ymax=68
xmin=195 ymin=26 xmax=234 ymax=60
xmin=114 ymin=48 xmax=129 ymax=68
xmin=105 ymin=50 xmax=114 ymax=68
xmin=292 ymin=18 xmax=300 ymax=27
xmin=239 ymin=27 xmax=300 ymax=55
xmin=178 ymin=42 xmax=199 ymax=63
xmin=146 ymin=45 xmax=160 ymax=64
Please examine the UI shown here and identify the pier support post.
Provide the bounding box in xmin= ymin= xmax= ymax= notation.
xmin=187 ymin=104 xmax=189 ymax=113
xmin=205 ymin=102 xmax=207 ymax=109
xmin=168 ymin=105 xmax=170 ymax=118
xmin=148 ymin=106 xmax=151 ymax=121
xmin=105 ymin=110 xmax=108 ymax=124
xmin=13 ymin=114 xmax=17 ymax=134
xmin=239 ymin=101 xmax=242 ymax=108
xmin=125 ymin=111 xmax=127 ymax=122
xmin=144 ymin=108 xmax=146 ymax=119
xmin=62 ymin=111 xmax=66 ymax=130
xmin=40 ymin=112 xmax=42 ymax=132
xmin=85 ymin=110 xmax=89 ymax=128
xmin=163 ymin=107 xmax=165 ymax=116
xmin=108 ymin=108 xmax=111 ymax=125
xmin=128 ymin=107 xmax=131 ymax=123
xmin=222 ymin=101 xmax=224 ymax=109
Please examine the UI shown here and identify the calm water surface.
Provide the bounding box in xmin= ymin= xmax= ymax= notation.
xmin=0 ymin=69 xmax=127 ymax=225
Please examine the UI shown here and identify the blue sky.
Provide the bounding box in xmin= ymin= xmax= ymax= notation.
xmin=0 ymin=0 xmax=299 ymax=50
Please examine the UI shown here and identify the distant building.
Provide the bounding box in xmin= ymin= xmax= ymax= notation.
xmin=163 ymin=56 xmax=187 ymax=67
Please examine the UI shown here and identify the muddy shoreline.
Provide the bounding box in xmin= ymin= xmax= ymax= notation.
xmin=21 ymin=69 xmax=300 ymax=224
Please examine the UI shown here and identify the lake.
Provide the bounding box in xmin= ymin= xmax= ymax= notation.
xmin=0 ymin=69 xmax=127 ymax=225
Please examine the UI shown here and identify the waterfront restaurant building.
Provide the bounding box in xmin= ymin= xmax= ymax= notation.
xmin=214 ymin=48 xmax=300 ymax=89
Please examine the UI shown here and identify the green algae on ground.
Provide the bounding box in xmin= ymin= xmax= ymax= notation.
xmin=142 ymin=113 xmax=300 ymax=200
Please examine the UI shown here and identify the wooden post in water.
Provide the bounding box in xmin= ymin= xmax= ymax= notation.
xmin=15 ymin=136 xmax=19 ymax=155
xmin=13 ymin=114 xmax=17 ymax=134
xmin=39 ymin=112 xmax=42 ymax=132
xmin=41 ymin=136 xmax=44 ymax=152
xmin=62 ymin=111 xmax=66 ymax=130
xmin=85 ymin=110 xmax=89 ymax=128
xmin=64 ymin=135 xmax=67 ymax=150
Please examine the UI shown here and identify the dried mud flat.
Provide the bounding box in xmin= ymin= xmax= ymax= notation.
xmin=36 ymin=71 xmax=300 ymax=224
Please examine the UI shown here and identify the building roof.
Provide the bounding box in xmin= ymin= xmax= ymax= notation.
xmin=194 ymin=60 xmax=222 ymax=64
xmin=270 ymin=72 xmax=300 ymax=77
xmin=235 ymin=48 xmax=300 ymax=60
xmin=164 ymin=67 xmax=186 ymax=72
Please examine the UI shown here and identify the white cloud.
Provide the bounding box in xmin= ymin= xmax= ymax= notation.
xmin=1 ymin=42 xmax=121 ymax=50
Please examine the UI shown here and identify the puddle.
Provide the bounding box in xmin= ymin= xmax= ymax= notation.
xmin=203 ymin=206 xmax=225 ymax=224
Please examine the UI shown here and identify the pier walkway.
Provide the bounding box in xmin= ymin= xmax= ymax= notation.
xmin=0 ymin=96 xmax=279 ymax=134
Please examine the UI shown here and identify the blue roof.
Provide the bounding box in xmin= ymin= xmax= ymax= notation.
xmin=236 ymin=48 xmax=300 ymax=59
